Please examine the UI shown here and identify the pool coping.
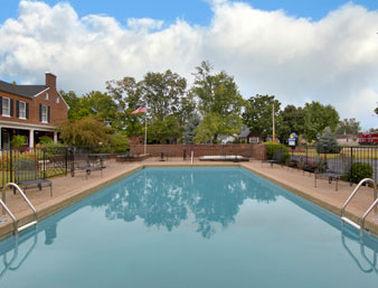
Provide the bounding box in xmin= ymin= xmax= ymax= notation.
xmin=0 ymin=162 xmax=377 ymax=240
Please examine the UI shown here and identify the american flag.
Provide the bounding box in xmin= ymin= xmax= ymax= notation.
xmin=131 ymin=106 xmax=147 ymax=115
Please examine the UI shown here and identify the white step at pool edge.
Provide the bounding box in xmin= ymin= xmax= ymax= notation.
xmin=341 ymin=217 xmax=361 ymax=230
xmin=17 ymin=220 xmax=38 ymax=232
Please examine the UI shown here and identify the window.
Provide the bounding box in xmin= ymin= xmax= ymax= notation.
xmin=41 ymin=105 xmax=48 ymax=123
xmin=18 ymin=101 xmax=26 ymax=119
xmin=56 ymin=97 xmax=60 ymax=104
xmin=45 ymin=93 xmax=49 ymax=100
xmin=2 ymin=97 xmax=10 ymax=117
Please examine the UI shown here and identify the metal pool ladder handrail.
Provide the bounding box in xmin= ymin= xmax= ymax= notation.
xmin=341 ymin=178 xmax=377 ymax=230
xmin=3 ymin=183 xmax=38 ymax=233
xmin=0 ymin=199 xmax=17 ymax=231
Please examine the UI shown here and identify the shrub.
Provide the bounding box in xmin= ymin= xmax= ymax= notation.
xmin=110 ymin=133 xmax=129 ymax=153
xmin=59 ymin=117 xmax=113 ymax=151
xmin=345 ymin=162 xmax=373 ymax=184
xmin=11 ymin=135 xmax=27 ymax=150
xmin=264 ymin=141 xmax=289 ymax=163
xmin=39 ymin=136 xmax=54 ymax=145
xmin=316 ymin=127 xmax=340 ymax=154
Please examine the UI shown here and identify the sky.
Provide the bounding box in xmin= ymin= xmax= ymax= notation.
xmin=0 ymin=0 xmax=377 ymax=128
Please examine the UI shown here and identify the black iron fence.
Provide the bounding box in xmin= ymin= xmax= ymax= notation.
xmin=286 ymin=145 xmax=378 ymax=183
xmin=0 ymin=147 xmax=69 ymax=189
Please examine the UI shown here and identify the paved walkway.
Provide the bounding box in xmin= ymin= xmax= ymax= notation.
xmin=0 ymin=158 xmax=377 ymax=239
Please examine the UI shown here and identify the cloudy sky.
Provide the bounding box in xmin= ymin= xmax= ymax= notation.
xmin=0 ymin=0 xmax=377 ymax=128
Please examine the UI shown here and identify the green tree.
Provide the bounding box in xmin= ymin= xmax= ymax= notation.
xmin=278 ymin=105 xmax=305 ymax=143
xmin=303 ymin=101 xmax=339 ymax=142
xmin=316 ymin=127 xmax=340 ymax=153
xmin=191 ymin=61 xmax=244 ymax=143
xmin=194 ymin=113 xmax=242 ymax=144
xmin=59 ymin=117 xmax=113 ymax=151
xmin=106 ymin=77 xmax=143 ymax=136
xmin=60 ymin=90 xmax=118 ymax=124
xmin=336 ymin=118 xmax=361 ymax=135
xmin=139 ymin=70 xmax=187 ymax=121
xmin=243 ymin=94 xmax=281 ymax=141
xmin=148 ymin=115 xmax=183 ymax=144
xmin=374 ymin=105 xmax=378 ymax=115
xmin=60 ymin=90 xmax=82 ymax=120
xmin=106 ymin=71 xmax=193 ymax=142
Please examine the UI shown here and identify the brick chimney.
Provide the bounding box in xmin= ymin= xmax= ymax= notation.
xmin=45 ymin=72 xmax=57 ymax=90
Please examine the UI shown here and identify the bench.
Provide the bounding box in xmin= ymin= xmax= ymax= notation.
xmin=14 ymin=159 xmax=52 ymax=196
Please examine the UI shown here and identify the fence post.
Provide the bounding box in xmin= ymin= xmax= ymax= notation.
xmin=43 ymin=149 xmax=47 ymax=179
xmin=70 ymin=148 xmax=75 ymax=177
xmin=350 ymin=147 xmax=353 ymax=186
xmin=9 ymin=147 xmax=13 ymax=184
xmin=305 ymin=145 xmax=308 ymax=165
xmin=65 ymin=147 xmax=68 ymax=176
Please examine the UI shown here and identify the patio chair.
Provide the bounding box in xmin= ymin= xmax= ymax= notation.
xmin=265 ymin=150 xmax=285 ymax=168
xmin=71 ymin=156 xmax=103 ymax=178
xmin=14 ymin=159 xmax=52 ymax=196
xmin=314 ymin=161 xmax=340 ymax=191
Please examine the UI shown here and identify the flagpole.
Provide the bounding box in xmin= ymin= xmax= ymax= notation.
xmin=144 ymin=113 xmax=147 ymax=154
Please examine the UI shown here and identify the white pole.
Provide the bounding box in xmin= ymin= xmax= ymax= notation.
xmin=144 ymin=116 xmax=147 ymax=154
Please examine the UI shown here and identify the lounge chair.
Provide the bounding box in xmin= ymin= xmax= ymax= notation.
xmin=116 ymin=152 xmax=149 ymax=162
xmin=14 ymin=159 xmax=52 ymax=196
xmin=199 ymin=155 xmax=249 ymax=162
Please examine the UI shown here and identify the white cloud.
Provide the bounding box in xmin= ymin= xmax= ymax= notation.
xmin=0 ymin=0 xmax=377 ymax=128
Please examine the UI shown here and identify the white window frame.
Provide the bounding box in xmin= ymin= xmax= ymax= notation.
xmin=41 ymin=104 xmax=48 ymax=123
xmin=2 ymin=97 xmax=10 ymax=117
xmin=19 ymin=101 xmax=26 ymax=119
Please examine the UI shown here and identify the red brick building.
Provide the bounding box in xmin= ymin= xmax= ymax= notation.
xmin=0 ymin=73 xmax=69 ymax=149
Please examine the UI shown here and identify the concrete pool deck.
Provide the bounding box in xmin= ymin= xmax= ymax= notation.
xmin=0 ymin=158 xmax=377 ymax=239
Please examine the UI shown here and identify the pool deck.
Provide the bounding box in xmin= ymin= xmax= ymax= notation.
xmin=0 ymin=158 xmax=377 ymax=239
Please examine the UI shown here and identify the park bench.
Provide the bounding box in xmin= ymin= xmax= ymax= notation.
xmin=14 ymin=159 xmax=52 ymax=196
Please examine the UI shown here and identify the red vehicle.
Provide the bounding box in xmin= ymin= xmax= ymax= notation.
xmin=358 ymin=133 xmax=378 ymax=145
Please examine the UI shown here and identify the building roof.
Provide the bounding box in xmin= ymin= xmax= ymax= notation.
xmin=0 ymin=80 xmax=48 ymax=98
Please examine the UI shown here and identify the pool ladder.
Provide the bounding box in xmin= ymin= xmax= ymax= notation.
xmin=341 ymin=178 xmax=378 ymax=231
xmin=0 ymin=183 xmax=38 ymax=233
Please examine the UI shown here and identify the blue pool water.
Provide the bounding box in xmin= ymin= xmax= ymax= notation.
xmin=0 ymin=167 xmax=377 ymax=287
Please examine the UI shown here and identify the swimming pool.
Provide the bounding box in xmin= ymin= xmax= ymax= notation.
xmin=0 ymin=167 xmax=377 ymax=287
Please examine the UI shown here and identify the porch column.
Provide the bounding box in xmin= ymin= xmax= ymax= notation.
xmin=53 ymin=131 xmax=58 ymax=143
xmin=29 ymin=129 xmax=34 ymax=149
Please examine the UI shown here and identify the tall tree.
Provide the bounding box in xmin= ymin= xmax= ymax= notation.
xmin=243 ymin=94 xmax=281 ymax=141
xmin=139 ymin=70 xmax=187 ymax=121
xmin=303 ymin=101 xmax=339 ymax=142
xmin=278 ymin=105 xmax=305 ymax=142
xmin=336 ymin=118 xmax=361 ymax=135
xmin=191 ymin=61 xmax=244 ymax=143
xmin=60 ymin=90 xmax=117 ymax=123
xmin=106 ymin=71 xmax=193 ymax=143
xmin=106 ymin=77 xmax=144 ymax=136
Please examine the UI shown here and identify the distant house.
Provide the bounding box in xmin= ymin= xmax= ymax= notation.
xmin=0 ymin=73 xmax=69 ymax=149
xmin=239 ymin=127 xmax=260 ymax=144
xmin=336 ymin=134 xmax=359 ymax=146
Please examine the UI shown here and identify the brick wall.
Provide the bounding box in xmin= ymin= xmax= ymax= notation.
xmin=130 ymin=144 xmax=266 ymax=160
